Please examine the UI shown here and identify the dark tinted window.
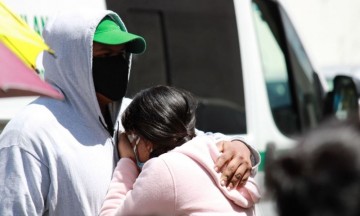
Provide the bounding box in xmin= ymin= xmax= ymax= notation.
xmin=252 ymin=0 xmax=322 ymax=136
xmin=109 ymin=0 xmax=246 ymax=134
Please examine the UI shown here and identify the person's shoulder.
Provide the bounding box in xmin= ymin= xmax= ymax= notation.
xmin=143 ymin=154 xmax=197 ymax=192
xmin=158 ymin=151 xmax=201 ymax=176
xmin=159 ymin=150 xmax=190 ymax=161
xmin=141 ymin=156 xmax=178 ymax=183
xmin=6 ymin=102 xmax=56 ymax=130
xmin=1 ymin=100 xmax=59 ymax=147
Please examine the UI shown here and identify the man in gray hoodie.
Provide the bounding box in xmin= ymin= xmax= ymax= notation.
xmin=0 ymin=9 xmax=260 ymax=216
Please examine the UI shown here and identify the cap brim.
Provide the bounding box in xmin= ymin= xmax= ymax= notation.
xmin=94 ymin=31 xmax=146 ymax=54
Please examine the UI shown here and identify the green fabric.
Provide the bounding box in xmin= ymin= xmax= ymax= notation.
xmin=94 ymin=17 xmax=146 ymax=54
xmin=259 ymin=151 xmax=265 ymax=172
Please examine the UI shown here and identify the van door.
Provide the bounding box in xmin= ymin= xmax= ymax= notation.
xmin=252 ymin=0 xmax=324 ymax=136
xmin=107 ymin=0 xmax=324 ymax=138
xmin=108 ymin=0 xmax=247 ymax=134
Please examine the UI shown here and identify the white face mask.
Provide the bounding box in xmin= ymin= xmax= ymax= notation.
xmin=127 ymin=134 xmax=145 ymax=168
xmin=127 ymin=134 xmax=138 ymax=143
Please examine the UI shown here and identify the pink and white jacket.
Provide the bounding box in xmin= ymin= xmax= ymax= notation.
xmin=100 ymin=135 xmax=261 ymax=216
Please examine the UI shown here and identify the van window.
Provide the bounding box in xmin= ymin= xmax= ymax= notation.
xmin=252 ymin=0 xmax=322 ymax=136
xmin=252 ymin=1 xmax=299 ymax=135
xmin=114 ymin=0 xmax=246 ymax=134
xmin=279 ymin=6 xmax=323 ymax=129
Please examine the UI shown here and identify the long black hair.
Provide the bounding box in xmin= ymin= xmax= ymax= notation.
xmin=122 ymin=85 xmax=197 ymax=158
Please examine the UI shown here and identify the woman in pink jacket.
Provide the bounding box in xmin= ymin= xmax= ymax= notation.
xmin=100 ymin=85 xmax=261 ymax=216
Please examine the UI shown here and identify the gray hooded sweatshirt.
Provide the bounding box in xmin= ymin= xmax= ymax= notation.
xmin=0 ymin=9 xmax=132 ymax=216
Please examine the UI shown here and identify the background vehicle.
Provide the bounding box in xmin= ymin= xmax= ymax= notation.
xmin=109 ymin=0 xmax=325 ymax=170
xmin=107 ymin=0 xmax=358 ymax=214
xmin=320 ymin=65 xmax=360 ymax=94
xmin=320 ymin=66 xmax=360 ymax=120
xmin=1 ymin=0 xmax=358 ymax=215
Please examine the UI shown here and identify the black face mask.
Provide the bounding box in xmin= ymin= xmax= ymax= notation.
xmin=93 ymin=55 xmax=129 ymax=101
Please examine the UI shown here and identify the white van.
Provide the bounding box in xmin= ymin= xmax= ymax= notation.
xmin=108 ymin=0 xmax=358 ymax=214
xmin=110 ymin=0 xmax=329 ymax=173
xmin=1 ymin=0 xmax=358 ymax=215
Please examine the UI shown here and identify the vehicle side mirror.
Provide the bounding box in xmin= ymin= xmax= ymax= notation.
xmin=323 ymin=75 xmax=360 ymax=120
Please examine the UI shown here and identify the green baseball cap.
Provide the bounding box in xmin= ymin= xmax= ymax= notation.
xmin=94 ymin=17 xmax=146 ymax=54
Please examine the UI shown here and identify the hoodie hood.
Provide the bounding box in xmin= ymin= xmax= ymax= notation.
xmin=172 ymin=135 xmax=261 ymax=208
xmin=42 ymin=9 xmax=131 ymax=128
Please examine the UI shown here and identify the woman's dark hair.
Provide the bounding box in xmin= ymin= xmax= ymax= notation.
xmin=265 ymin=119 xmax=360 ymax=216
xmin=122 ymin=85 xmax=197 ymax=158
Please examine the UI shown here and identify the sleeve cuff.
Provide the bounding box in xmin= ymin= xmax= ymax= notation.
xmin=230 ymin=137 xmax=261 ymax=177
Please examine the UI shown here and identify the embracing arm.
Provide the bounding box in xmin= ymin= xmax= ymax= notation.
xmin=196 ymin=130 xmax=261 ymax=189
xmin=212 ymin=133 xmax=260 ymax=171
